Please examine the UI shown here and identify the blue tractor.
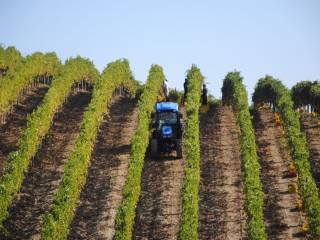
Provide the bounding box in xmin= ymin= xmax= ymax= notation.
xmin=150 ymin=102 xmax=183 ymax=159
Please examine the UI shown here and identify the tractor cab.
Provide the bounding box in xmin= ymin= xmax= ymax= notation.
xmin=150 ymin=102 xmax=183 ymax=159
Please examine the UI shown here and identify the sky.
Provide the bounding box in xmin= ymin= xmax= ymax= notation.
xmin=1 ymin=0 xmax=320 ymax=100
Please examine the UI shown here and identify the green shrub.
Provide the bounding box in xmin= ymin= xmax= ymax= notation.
xmin=0 ymin=56 xmax=99 ymax=230
xmin=291 ymin=80 xmax=319 ymax=112
xmin=0 ymin=46 xmax=23 ymax=75
xmin=178 ymin=64 xmax=203 ymax=240
xmin=168 ymin=88 xmax=184 ymax=104
xmin=41 ymin=59 xmax=136 ymax=239
xmin=0 ymin=52 xmax=61 ymax=118
xmin=222 ymin=71 xmax=266 ymax=240
xmin=114 ymin=65 xmax=165 ymax=240
xmin=253 ymin=75 xmax=320 ymax=238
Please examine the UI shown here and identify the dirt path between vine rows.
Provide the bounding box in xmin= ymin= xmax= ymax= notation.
xmin=133 ymin=113 xmax=185 ymax=240
xmin=1 ymin=90 xmax=92 ymax=240
xmin=67 ymin=96 xmax=138 ymax=240
xmin=254 ymin=107 xmax=306 ymax=239
xmin=300 ymin=114 xmax=320 ymax=189
xmin=0 ymin=84 xmax=49 ymax=174
xmin=199 ymin=105 xmax=247 ymax=240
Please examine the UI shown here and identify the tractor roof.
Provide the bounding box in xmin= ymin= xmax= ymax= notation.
xmin=156 ymin=102 xmax=179 ymax=112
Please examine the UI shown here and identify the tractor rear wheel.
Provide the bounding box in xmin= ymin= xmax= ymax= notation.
xmin=176 ymin=140 xmax=183 ymax=159
xmin=151 ymin=139 xmax=158 ymax=158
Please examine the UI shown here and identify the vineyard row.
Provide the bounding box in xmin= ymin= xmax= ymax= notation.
xmin=0 ymin=47 xmax=320 ymax=239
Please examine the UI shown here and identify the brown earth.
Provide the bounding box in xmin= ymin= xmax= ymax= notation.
xmin=199 ymin=105 xmax=247 ymax=240
xmin=300 ymin=113 xmax=320 ymax=188
xmin=254 ymin=107 xmax=306 ymax=239
xmin=133 ymin=115 xmax=185 ymax=240
xmin=0 ymin=84 xmax=49 ymax=173
xmin=1 ymin=90 xmax=92 ymax=240
xmin=67 ymin=96 xmax=138 ymax=240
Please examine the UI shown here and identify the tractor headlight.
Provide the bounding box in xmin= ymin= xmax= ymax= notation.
xmin=161 ymin=125 xmax=173 ymax=138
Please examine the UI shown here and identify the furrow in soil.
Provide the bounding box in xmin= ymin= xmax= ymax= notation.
xmin=254 ymin=107 xmax=306 ymax=240
xmin=68 ymin=96 xmax=138 ymax=240
xmin=2 ymin=90 xmax=92 ymax=240
xmin=199 ymin=105 xmax=247 ymax=240
xmin=0 ymin=84 xmax=49 ymax=174
xmin=300 ymin=113 xmax=320 ymax=189
xmin=133 ymin=121 xmax=185 ymax=240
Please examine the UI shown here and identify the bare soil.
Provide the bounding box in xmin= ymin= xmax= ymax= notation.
xmin=199 ymin=105 xmax=247 ymax=240
xmin=300 ymin=114 xmax=320 ymax=188
xmin=1 ymin=90 xmax=92 ymax=240
xmin=133 ymin=117 xmax=185 ymax=240
xmin=0 ymin=84 xmax=49 ymax=173
xmin=67 ymin=96 xmax=138 ymax=240
xmin=254 ymin=107 xmax=306 ymax=239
